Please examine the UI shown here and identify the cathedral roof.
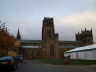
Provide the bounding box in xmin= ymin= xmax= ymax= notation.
xmin=59 ymin=41 xmax=83 ymax=44
xmin=21 ymin=40 xmax=44 ymax=44
xmin=59 ymin=46 xmax=78 ymax=48
xmin=21 ymin=46 xmax=42 ymax=48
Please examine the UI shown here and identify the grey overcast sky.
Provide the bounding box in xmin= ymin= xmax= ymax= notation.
xmin=0 ymin=0 xmax=96 ymax=42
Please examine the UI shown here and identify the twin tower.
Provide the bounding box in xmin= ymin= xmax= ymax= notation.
xmin=42 ymin=17 xmax=93 ymax=45
xmin=41 ymin=17 xmax=93 ymax=58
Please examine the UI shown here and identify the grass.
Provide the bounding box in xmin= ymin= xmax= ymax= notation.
xmin=38 ymin=58 xmax=96 ymax=65
xmin=38 ymin=58 xmax=64 ymax=65
xmin=71 ymin=59 xmax=96 ymax=65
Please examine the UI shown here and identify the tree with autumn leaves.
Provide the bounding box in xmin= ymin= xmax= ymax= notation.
xmin=0 ymin=21 xmax=17 ymax=56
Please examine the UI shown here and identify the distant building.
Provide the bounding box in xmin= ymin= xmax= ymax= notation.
xmin=18 ymin=17 xmax=93 ymax=59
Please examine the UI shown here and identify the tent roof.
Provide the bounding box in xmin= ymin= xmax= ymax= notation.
xmin=65 ymin=44 xmax=96 ymax=53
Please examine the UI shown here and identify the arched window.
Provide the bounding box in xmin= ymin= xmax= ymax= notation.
xmin=50 ymin=44 xmax=54 ymax=56
xmin=47 ymin=29 xmax=52 ymax=38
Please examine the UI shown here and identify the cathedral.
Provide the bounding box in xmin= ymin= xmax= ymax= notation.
xmin=17 ymin=17 xmax=93 ymax=59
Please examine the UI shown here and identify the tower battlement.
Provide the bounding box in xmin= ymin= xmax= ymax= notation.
xmin=76 ymin=28 xmax=93 ymax=44
xmin=43 ymin=17 xmax=54 ymax=27
xmin=42 ymin=17 xmax=58 ymax=42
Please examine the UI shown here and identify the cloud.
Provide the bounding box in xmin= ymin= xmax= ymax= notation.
xmin=56 ymin=12 xmax=96 ymax=24
xmin=1 ymin=17 xmax=42 ymax=40
xmin=1 ymin=12 xmax=96 ymax=43
xmin=86 ymin=0 xmax=96 ymax=12
xmin=54 ymin=12 xmax=96 ymax=42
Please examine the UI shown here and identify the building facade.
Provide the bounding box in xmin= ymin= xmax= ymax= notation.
xmin=19 ymin=17 xmax=93 ymax=59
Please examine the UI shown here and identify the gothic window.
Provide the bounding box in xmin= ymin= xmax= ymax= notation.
xmin=50 ymin=44 xmax=54 ymax=56
xmin=47 ymin=29 xmax=52 ymax=38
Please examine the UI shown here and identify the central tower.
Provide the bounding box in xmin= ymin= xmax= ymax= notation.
xmin=42 ymin=17 xmax=59 ymax=58
xmin=42 ymin=17 xmax=57 ymax=42
xmin=42 ymin=17 xmax=54 ymax=42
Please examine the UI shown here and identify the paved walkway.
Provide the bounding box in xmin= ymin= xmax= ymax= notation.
xmin=14 ymin=60 xmax=96 ymax=72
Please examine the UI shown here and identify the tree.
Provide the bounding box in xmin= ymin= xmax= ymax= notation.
xmin=0 ymin=21 xmax=17 ymax=56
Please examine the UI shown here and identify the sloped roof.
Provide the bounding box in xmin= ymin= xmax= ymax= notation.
xmin=21 ymin=46 xmax=42 ymax=48
xmin=21 ymin=40 xmax=44 ymax=44
xmin=65 ymin=44 xmax=96 ymax=53
xmin=60 ymin=46 xmax=78 ymax=48
xmin=59 ymin=41 xmax=82 ymax=44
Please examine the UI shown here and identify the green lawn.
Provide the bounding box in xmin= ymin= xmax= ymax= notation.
xmin=71 ymin=59 xmax=96 ymax=65
xmin=38 ymin=59 xmax=64 ymax=65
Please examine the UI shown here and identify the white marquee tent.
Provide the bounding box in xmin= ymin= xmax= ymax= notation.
xmin=64 ymin=44 xmax=96 ymax=60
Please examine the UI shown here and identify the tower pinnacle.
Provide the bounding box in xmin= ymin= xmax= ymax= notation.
xmin=17 ymin=28 xmax=21 ymax=40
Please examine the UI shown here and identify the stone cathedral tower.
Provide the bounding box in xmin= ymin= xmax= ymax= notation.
xmin=76 ymin=28 xmax=93 ymax=46
xmin=42 ymin=17 xmax=59 ymax=58
xmin=20 ymin=17 xmax=93 ymax=59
